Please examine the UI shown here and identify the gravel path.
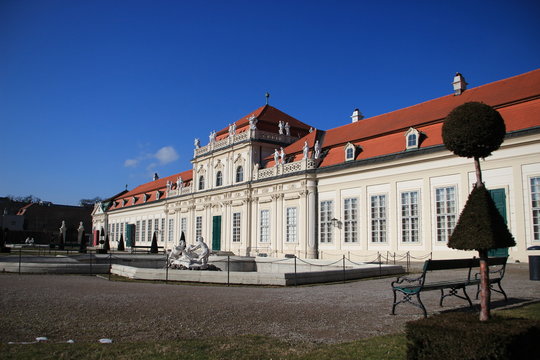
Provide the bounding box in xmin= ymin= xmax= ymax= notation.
xmin=1 ymin=264 xmax=539 ymax=344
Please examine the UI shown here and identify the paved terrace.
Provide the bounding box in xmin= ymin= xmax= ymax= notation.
xmin=1 ymin=264 xmax=539 ymax=344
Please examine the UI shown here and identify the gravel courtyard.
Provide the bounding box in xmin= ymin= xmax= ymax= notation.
xmin=1 ymin=264 xmax=539 ymax=344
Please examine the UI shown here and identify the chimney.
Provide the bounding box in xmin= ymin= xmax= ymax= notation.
xmin=153 ymin=173 xmax=159 ymax=181
xmin=351 ymin=108 xmax=364 ymax=123
xmin=452 ymin=73 xmax=467 ymax=95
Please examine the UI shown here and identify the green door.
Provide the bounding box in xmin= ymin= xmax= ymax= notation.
xmin=126 ymin=224 xmax=135 ymax=247
xmin=488 ymin=189 xmax=509 ymax=257
xmin=212 ymin=216 xmax=221 ymax=251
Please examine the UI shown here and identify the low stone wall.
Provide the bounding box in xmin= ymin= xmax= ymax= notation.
xmin=111 ymin=262 xmax=404 ymax=286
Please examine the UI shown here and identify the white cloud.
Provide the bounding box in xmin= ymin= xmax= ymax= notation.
xmin=154 ymin=146 xmax=179 ymax=165
xmin=124 ymin=159 xmax=139 ymax=167
xmin=124 ymin=146 xmax=179 ymax=169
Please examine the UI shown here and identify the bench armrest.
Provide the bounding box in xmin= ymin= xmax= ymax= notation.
xmin=392 ymin=274 xmax=423 ymax=287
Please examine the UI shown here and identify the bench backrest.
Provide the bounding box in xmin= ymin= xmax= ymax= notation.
xmin=423 ymin=258 xmax=476 ymax=272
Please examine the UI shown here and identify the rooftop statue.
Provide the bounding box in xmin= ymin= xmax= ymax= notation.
xmin=303 ymin=141 xmax=309 ymax=159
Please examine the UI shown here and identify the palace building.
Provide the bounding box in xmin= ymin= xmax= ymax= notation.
xmin=93 ymin=69 xmax=540 ymax=262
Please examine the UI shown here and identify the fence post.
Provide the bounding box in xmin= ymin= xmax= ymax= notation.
xmin=342 ymin=255 xmax=346 ymax=283
xmin=393 ymin=252 xmax=396 ymax=265
xmin=407 ymin=252 xmax=410 ymax=273
xmin=227 ymin=255 xmax=230 ymax=286
xmin=108 ymin=252 xmax=112 ymax=280
xmin=378 ymin=252 xmax=382 ymax=275
xmin=294 ymin=255 xmax=297 ymax=287
xmin=18 ymin=247 xmax=22 ymax=275
xmin=165 ymin=253 xmax=169 ymax=284
xmin=89 ymin=250 xmax=93 ymax=276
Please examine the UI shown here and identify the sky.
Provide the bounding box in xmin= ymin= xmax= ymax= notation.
xmin=1 ymin=0 xmax=539 ymax=206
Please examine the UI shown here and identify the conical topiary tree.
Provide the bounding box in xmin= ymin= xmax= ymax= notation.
xmin=442 ymin=101 xmax=515 ymax=321
xmin=117 ymin=234 xmax=125 ymax=251
xmin=103 ymin=234 xmax=110 ymax=253
xmin=150 ymin=232 xmax=158 ymax=254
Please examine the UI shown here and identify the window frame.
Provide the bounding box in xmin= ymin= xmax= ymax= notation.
xmin=259 ymin=209 xmax=270 ymax=243
xmin=286 ymin=207 xmax=297 ymax=243
xmin=320 ymin=200 xmax=334 ymax=244
xmin=343 ymin=198 xmax=358 ymax=243
xmin=370 ymin=194 xmax=387 ymax=243
xmin=400 ymin=190 xmax=420 ymax=243
xmin=236 ymin=166 xmax=244 ymax=183
xmin=216 ymin=171 xmax=223 ymax=187
xmin=232 ymin=212 xmax=241 ymax=243
xmin=435 ymin=186 xmax=457 ymax=242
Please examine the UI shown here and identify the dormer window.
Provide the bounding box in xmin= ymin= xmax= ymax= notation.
xmin=143 ymin=194 xmax=149 ymax=203
xmin=156 ymin=191 xmax=161 ymax=200
xmin=122 ymin=199 xmax=127 ymax=206
xmin=132 ymin=196 xmax=137 ymax=205
xmin=216 ymin=171 xmax=223 ymax=187
xmin=236 ymin=166 xmax=244 ymax=182
xmin=344 ymin=142 xmax=357 ymax=161
xmin=405 ymin=128 xmax=420 ymax=150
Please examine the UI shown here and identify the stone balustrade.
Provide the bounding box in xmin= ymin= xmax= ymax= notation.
xmin=194 ymin=130 xmax=298 ymax=158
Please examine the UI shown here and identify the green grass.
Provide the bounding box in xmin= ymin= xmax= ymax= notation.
xmin=1 ymin=302 xmax=538 ymax=360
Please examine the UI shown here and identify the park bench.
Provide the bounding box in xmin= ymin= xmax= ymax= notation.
xmin=130 ymin=245 xmax=164 ymax=254
xmin=391 ymin=257 xmax=508 ymax=317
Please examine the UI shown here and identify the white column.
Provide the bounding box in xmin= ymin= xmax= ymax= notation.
xmin=307 ymin=180 xmax=318 ymax=259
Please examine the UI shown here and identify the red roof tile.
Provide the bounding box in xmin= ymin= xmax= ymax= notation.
xmin=322 ymin=69 xmax=540 ymax=149
xmin=215 ymin=105 xmax=313 ymax=141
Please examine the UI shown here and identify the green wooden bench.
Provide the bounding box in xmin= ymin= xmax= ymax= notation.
xmin=391 ymin=257 xmax=508 ymax=317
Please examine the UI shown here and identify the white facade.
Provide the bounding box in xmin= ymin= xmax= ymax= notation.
xmin=93 ymin=70 xmax=540 ymax=263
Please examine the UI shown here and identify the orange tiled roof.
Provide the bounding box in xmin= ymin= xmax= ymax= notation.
xmin=109 ymin=170 xmax=193 ymax=210
xmin=215 ymin=105 xmax=313 ymax=141
xmin=279 ymin=69 xmax=540 ymax=168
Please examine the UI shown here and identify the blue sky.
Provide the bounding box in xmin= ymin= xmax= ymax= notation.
xmin=1 ymin=0 xmax=539 ymax=205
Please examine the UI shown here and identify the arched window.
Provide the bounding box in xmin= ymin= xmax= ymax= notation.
xmin=344 ymin=142 xmax=356 ymax=162
xmin=236 ymin=166 xmax=244 ymax=182
xmin=405 ymin=128 xmax=420 ymax=149
xmin=198 ymin=176 xmax=205 ymax=190
xmin=216 ymin=171 xmax=223 ymax=187
xmin=346 ymin=147 xmax=354 ymax=160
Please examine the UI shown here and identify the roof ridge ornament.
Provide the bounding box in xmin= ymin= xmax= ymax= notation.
xmin=265 ymin=92 xmax=270 ymax=105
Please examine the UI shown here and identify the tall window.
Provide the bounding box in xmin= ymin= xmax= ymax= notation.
xmin=198 ymin=176 xmax=205 ymax=190
xmin=260 ymin=209 xmax=270 ymax=243
xmin=115 ymin=223 xmax=119 ymax=241
xmin=531 ymin=177 xmax=540 ymax=241
xmin=320 ymin=200 xmax=333 ymax=243
xmin=147 ymin=219 xmax=153 ymax=242
xmin=160 ymin=218 xmax=165 ymax=242
xmin=136 ymin=221 xmax=140 ymax=243
xmin=141 ymin=220 xmax=146 ymax=242
xmin=286 ymin=207 xmax=297 ymax=243
xmin=216 ymin=171 xmax=223 ymax=187
xmin=180 ymin=217 xmax=187 ymax=238
xmin=196 ymin=216 xmax=203 ymax=238
xmin=168 ymin=219 xmax=174 ymax=242
xmin=236 ymin=166 xmax=244 ymax=182
xmin=401 ymin=191 xmax=420 ymax=243
xmin=370 ymin=195 xmax=387 ymax=243
xmin=435 ymin=186 xmax=457 ymax=242
xmin=343 ymin=198 xmax=358 ymax=243
xmin=232 ymin=213 xmax=241 ymax=242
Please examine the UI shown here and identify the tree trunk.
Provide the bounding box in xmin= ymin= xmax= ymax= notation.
xmin=474 ymin=157 xmax=483 ymax=187
xmin=478 ymin=249 xmax=491 ymax=321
